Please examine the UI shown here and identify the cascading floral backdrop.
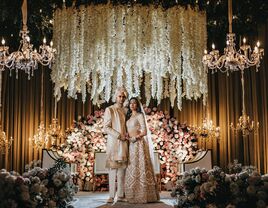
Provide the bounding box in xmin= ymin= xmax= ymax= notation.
xmin=52 ymin=4 xmax=207 ymax=110
xmin=54 ymin=107 xmax=199 ymax=190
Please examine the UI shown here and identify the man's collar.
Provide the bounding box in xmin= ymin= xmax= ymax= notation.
xmin=114 ymin=103 xmax=124 ymax=108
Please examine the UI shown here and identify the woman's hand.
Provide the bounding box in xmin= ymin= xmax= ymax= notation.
xmin=130 ymin=137 xmax=137 ymax=143
xmin=125 ymin=133 xmax=130 ymax=140
xmin=136 ymin=133 xmax=143 ymax=140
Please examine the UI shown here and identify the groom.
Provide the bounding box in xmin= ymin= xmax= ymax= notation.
xmin=103 ymin=87 xmax=128 ymax=203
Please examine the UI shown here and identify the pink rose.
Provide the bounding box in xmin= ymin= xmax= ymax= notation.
xmin=15 ymin=176 xmax=25 ymax=186
xmin=94 ymin=111 xmax=101 ymax=118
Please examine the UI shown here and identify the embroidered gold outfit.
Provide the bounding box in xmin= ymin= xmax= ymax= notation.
xmin=104 ymin=104 xmax=128 ymax=169
xmin=125 ymin=113 xmax=159 ymax=203
xmin=103 ymin=104 xmax=128 ymax=198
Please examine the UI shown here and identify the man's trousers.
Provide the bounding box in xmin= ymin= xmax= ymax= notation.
xmin=109 ymin=168 xmax=126 ymax=198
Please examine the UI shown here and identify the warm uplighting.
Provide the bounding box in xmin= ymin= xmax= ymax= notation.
xmin=203 ymin=0 xmax=264 ymax=73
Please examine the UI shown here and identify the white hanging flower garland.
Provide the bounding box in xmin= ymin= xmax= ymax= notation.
xmin=52 ymin=5 xmax=207 ymax=109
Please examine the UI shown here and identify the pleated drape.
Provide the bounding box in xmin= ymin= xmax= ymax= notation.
xmin=0 ymin=22 xmax=268 ymax=174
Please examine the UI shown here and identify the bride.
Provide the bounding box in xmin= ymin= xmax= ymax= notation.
xmin=125 ymin=97 xmax=159 ymax=203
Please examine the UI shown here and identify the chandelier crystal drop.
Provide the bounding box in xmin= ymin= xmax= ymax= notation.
xmin=203 ymin=0 xmax=264 ymax=73
xmin=0 ymin=0 xmax=56 ymax=79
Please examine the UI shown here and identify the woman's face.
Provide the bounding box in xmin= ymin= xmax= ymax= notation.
xmin=129 ymin=99 xmax=138 ymax=111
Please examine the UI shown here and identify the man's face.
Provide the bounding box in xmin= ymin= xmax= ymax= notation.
xmin=116 ymin=91 xmax=126 ymax=105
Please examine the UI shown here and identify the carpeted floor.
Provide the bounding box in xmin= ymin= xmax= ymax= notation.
xmin=71 ymin=191 xmax=175 ymax=208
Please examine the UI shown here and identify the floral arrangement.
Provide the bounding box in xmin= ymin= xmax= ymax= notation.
xmin=144 ymin=106 xmax=199 ymax=183
xmin=55 ymin=107 xmax=199 ymax=190
xmin=171 ymin=164 xmax=268 ymax=208
xmin=54 ymin=110 xmax=106 ymax=190
xmin=25 ymin=160 xmax=42 ymax=172
xmin=0 ymin=159 xmax=77 ymax=208
xmin=52 ymin=4 xmax=207 ymax=110
xmin=93 ymin=175 xmax=109 ymax=192
xmin=227 ymin=159 xmax=243 ymax=174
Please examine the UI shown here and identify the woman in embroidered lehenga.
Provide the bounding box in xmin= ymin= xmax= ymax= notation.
xmin=125 ymin=97 xmax=160 ymax=204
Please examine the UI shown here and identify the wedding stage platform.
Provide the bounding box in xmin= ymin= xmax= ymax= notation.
xmin=71 ymin=191 xmax=175 ymax=208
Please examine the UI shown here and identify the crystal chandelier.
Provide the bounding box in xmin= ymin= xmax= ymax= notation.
xmin=0 ymin=127 xmax=13 ymax=154
xmin=0 ymin=0 xmax=56 ymax=79
xmin=193 ymin=100 xmax=220 ymax=141
xmin=47 ymin=100 xmax=64 ymax=146
xmin=30 ymin=122 xmax=49 ymax=149
xmin=202 ymin=0 xmax=264 ymax=73
xmin=194 ymin=117 xmax=220 ymax=142
xmin=230 ymin=71 xmax=259 ymax=137
xmin=0 ymin=71 xmax=13 ymax=154
xmin=47 ymin=118 xmax=64 ymax=145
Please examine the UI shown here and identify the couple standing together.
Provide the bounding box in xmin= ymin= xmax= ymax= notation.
xmin=103 ymin=87 xmax=160 ymax=204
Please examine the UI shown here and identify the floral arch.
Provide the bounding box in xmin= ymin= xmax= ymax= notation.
xmin=55 ymin=107 xmax=199 ymax=190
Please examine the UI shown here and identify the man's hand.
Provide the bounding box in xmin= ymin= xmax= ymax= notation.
xmin=119 ymin=133 xmax=130 ymax=141
xmin=119 ymin=135 xmax=126 ymax=141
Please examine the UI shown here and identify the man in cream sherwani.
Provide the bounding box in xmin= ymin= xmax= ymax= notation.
xmin=103 ymin=87 xmax=128 ymax=203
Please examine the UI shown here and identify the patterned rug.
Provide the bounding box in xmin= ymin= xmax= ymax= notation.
xmin=96 ymin=202 xmax=174 ymax=208
xmin=72 ymin=191 xmax=175 ymax=208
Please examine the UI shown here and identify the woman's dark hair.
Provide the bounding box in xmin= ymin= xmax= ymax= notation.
xmin=126 ymin=97 xmax=142 ymax=121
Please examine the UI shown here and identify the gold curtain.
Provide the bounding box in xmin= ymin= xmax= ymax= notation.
xmin=0 ymin=68 xmax=96 ymax=173
xmin=1 ymin=22 xmax=268 ymax=174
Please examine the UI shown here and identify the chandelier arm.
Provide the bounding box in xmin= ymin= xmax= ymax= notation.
xmin=228 ymin=0 xmax=233 ymax=33
xmin=5 ymin=52 xmax=21 ymax=69
xmin=39 ymin=59 xmax=53 ymax=66
xmin=211 ymin=55 xmax=229 ymax=72
xmin=238 ymin=53 xmax=261 ymax=68
xmin=217 ymin=56 xmax=227 ymax=70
